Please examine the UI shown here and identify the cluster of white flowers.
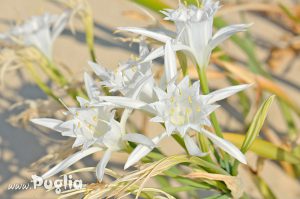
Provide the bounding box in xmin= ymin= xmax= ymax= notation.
xmin=31 ymin=0 xmax=251 ymax=181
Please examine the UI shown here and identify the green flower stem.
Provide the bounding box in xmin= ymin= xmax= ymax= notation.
xmin=196 ymin=65 xmax=222 ymax=137
xmin=45 ymin=59 xmax=68 ymax=86
xmin=45 ymin=58 xmax=87 ymax=101
xmin=82 ymin=13 xmax=111 ymax=96
xmin=25 ymin=62 xmax=59 ymax=102
xmin=36 ymin=59 xmax=66 ymax=88
xmin=196 ymin=64 xmax=231 ymax=170
xmin=84 ymin=13 xmax=97 ymax=62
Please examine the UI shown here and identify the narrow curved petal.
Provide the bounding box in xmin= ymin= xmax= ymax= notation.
xmin=125 ymin=75 xmax=152 ymax=99
xmin=209 ymin=24 xmax=252 ymax=50
xmin=118 ymin=27 xmax=171 ymax=43
xmin=88 ymin=61 xmax=110 ymax=78
xmin=84 ymin=72 xmax=98 ymax=100
xmin=51 ymin=12 xmax=69 ymax=41
xmin=164 ymin=40 xmax=177 ymax=82
xmin=31 ymin=118 xmax=64 ymax=132
xmin=124 ymin=132 xmax=168 ymax=169
xmin=173 ymin=44 xmax=197 ymax=63
xmin=203 ymin=84 xmax=251 ymax=104
xmin=142 ymin=46 xmax=164 ymax=63
xmin=153 ymin=87 xmax=167 ymax=101
xmin=183 ymin=135 xmax=208 ymax=157
xmin=178 ymin=76 xmax=190 ymax=89
xmin=95 ymin=96 xmax=147 ymax=109
xmin=123 ymin=133 xmax=155 ymax=147
xmin=42 ymin=147 xmax=102 ymax=179
xmin=199 ymin=127 xmax=247 ymax=164
xmin=96 ymin=150 xmax=112 ymax=181
xmin=76 ymin=96 xmax=89 ymax=107
xmin=149 ymin=116 xmax=164 ymax=123
xmin=141 ymin=44 xmax=194 ymax=64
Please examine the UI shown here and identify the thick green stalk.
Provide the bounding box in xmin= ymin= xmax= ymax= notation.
xmin=196 ymin=64 xmax=223 ymax=138
xmin=196 ymin=64 xmax=231 ymax=171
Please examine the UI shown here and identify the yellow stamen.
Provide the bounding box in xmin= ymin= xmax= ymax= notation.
xmin=188 ymin=96 xmax=192 ymax=104
xmin=170 ymin=96 xmax=175 ymax=103
xmin=131 ymin=66 xmax=137 ymax=72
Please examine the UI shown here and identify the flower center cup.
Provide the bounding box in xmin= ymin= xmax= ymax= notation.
xmin=168 ymin=94 xmax=200 ymax=126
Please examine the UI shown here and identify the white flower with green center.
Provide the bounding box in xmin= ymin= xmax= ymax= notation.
xmin=124 ymin=76 xmax=250 ymax=168
xmin=0 ymin=12 xmax=69 ymax=59
xmin=118 ymin=0 xmax=250 ymax=68
xmin=150 ymin=78 xmax=212 ymax=136
xmin=31 ymin=75 xmax=155 ymax=181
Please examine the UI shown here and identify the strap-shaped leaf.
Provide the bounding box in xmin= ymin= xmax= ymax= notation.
xmin=224 ymin=133 xmax=300 ymax=164
xmin=240 ymin=95 xmax=275 ymax=153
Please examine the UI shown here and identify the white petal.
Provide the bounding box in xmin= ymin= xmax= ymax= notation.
xmin=199 ymin=127 xmax=247 ymax=164
xmin=153 ymin=87 xmax=167 ymax=101
xmin=183 ymin=135 xmax=208 ymax=157
xmin=178 ymin=76 xmax=190 ymax=89
xmin=125 ymin=75 xmax=152 ymax=99
xmin=88 ymin=61 xmax=110 ymax=78
xmin=96 ymin=150 xmax=112 ymax=181
xmin=76 ymin=96 xmax=89 ymax=107
xmin=149 ymin=116 xmax=164 ymax=123
xmin=165 ymin=121 xmax=176 ymax=136
xmin=118 ymin=27 xmax=171 ymax=43
xmin=96 ymin=96 xmax=147 ymax=109
xmin=51 ymin=12 xmax=69 ymax=41
xmin=84 ymin=72 xmax=97 ymax=100
xmin=142 ymin=46 xmax=164 ymax=63
xmin=203 ymin=84 xmax=251 ymax=104
xmin=172 ymin=44 xmax=197 ymax=62
xmin=164 ymin=40 xmax=177 ymax=82
xmin=31 ymin=118 xmax=64 ymax=132
xmin=209 ymin=24 xmax=252 ymax=50
xmin=123 ymin=133 xmax=155 ymax=147
xmin=141 ymin=44 xmax=194 ymax=64
xmin=124 ymin=132 xmax=168 ymax=169
xmin=200 ymin=104 xmax=220 ymax=117
xmin=42 ymin=147 xmax=102 ymax=179
xmin=192 ymin=80 xmax=200 ymax=92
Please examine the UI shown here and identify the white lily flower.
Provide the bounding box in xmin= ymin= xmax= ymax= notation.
xmin=31 ymin=80 xmax=155 ymax=181
xmin=89 ymin=41 xmax=156 ymax=102
xmin=150 ymin=76 xmax=249 ymax=163
xmin=123 ymin=77 xmax=250 ymax=167
xmin=118 ymin=0 xmax=250 ymax=68
xmin=0 ymin=12 xmax=69 ymax=59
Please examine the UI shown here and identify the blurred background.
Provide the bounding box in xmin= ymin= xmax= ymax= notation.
xmin=0 ymin=0 xmax=299 ymax=198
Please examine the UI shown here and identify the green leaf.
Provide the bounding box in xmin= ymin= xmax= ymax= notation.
xmin=253 ymin=175 xmax=277 ymax=199
xmin=204 ymin=194 xmax=231 ymax=199
xmin=279 ymin=3 xmax=300 ymax=23
xmin=224 ymin=133 xmax=300 ymax=165
xmin=161 ymin=185 xmax=202 ymax=193
xmin=130 ymin=0 xmax=168 ymax=12
xmin=240 ymin=95 xmax=275 ymax=153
